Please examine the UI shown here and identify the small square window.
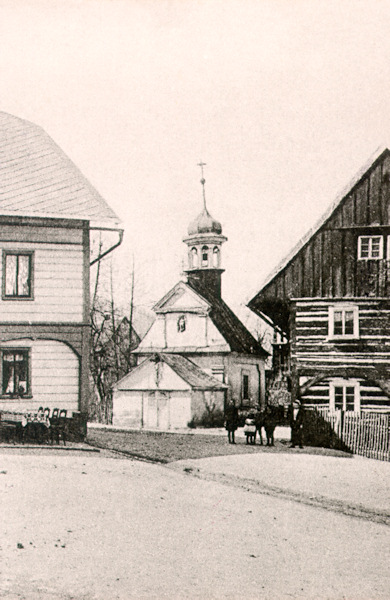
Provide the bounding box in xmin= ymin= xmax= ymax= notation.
xmin=329 ymin=306 xmax=359 ymax=339
xmin=358 ymin=235 xmax=383 ymax=260
xmin=3 ymin=251 xmax=34 ymax=299
xmin=330 ymin=380 xmax=360 ymax=412
xmin=211 ymin=367 xmax=225 ymax=383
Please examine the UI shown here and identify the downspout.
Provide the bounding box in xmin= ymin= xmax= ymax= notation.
xmin=90 ymin=229 xmax=124 ymax=266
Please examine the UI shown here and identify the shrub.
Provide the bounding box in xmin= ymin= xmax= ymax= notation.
xmin=187 ymin=408 xmax=225 ymax=429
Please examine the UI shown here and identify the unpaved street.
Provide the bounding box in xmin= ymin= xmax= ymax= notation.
xmin=1 ymin=450 xmax=389 ymax=600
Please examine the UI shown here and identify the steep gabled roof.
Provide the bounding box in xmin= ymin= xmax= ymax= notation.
xmin=187 ymin=279 xmax=268 ymax=356
xmin=0 ymin=111 xmax=121 ymax=229
xmin=119 ymin=307 xmax=156 ymax=343
xmin=113 ymin=352 xmax=227 ymax=391
xmin=248 ymin=146 xmax=389 ymax=303
xmin=158 ymin=354 xmax=227 ymax=390
xmin=248 ymin=146 xmax=390 ymax=330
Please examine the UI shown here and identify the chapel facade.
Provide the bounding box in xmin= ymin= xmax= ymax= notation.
xmin=112 ymin=175 xmax=268 ymax=429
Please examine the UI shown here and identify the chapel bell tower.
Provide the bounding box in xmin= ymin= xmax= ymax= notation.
xmin=183 ymin=163 xmax=227 ymax=298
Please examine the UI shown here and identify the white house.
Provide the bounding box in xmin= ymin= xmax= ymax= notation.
xmin=0 ymin=111 xmax=122 ymax=417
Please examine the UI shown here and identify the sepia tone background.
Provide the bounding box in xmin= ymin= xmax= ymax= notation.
xmin=2 ymin=0 xmax=390 ymax=313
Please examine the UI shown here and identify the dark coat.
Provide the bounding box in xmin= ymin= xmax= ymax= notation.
xmin=225 ymin=406 xmax=238 ymax=432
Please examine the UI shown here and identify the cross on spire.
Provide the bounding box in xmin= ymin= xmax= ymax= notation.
xmin=197 ymin=160 xmax=207 ymax=209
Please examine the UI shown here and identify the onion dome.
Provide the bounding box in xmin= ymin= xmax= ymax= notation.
xmin=187 ymin=207 xmax=222 ymax=236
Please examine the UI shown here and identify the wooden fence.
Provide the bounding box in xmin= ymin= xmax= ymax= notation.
xmin=309 ymin=407 xmax=390 ymax=462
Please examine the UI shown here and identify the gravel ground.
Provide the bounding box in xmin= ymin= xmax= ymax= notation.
xmin=86 ymin=428 xmax=350 ymax=463
xmin=169 ymin=453 xmax=390 ymax=524
xmin=1 ymin=450 xmax=389 ymax=600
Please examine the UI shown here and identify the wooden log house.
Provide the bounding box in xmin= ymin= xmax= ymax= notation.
xmin=0 ymin=112 xmax=122 ymax=419
xmin=248 ymin=148 xmax=390 ymax=414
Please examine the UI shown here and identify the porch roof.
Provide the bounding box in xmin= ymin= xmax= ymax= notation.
xmin=157 ymin=354 xmax=228 ymax=391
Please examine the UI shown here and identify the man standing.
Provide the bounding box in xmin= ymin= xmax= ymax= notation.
xmin=291 ymin=403 xmax=304 ymax=448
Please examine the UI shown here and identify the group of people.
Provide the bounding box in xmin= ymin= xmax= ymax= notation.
xmin=224 ymin=405 xmax=278 ymax=446
xmin=224 ymin=403 xmax=305 ymax=448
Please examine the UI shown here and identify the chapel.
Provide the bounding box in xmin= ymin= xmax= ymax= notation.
xmin=113 ymin=171 xmax=267 ymax=429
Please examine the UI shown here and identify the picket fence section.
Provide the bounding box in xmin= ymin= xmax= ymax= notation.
xmin=313 ymin=406 xmax=390 ymax=462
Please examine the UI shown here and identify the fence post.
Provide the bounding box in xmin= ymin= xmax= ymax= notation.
xmin=340 ymin=409 xmax=345 ymax=446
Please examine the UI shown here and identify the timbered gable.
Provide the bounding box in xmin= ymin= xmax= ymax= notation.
xmin=249 ymin=149 xmax=390 ymax=413
xmin=249 ymin=148 xmax=390 ymax=331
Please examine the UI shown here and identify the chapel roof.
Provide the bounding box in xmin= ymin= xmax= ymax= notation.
xmin=114 ymin=352 xmax=227 ymax=391
xmin=0 ymin=111 xmax=121 ymax=229
xmin=187 ymin=207 xmax=223 ymax=236
xmin=187 ymin=279 xmax=268 ymax=356
xmin=157 ymin=353 xmax=227 ymax=390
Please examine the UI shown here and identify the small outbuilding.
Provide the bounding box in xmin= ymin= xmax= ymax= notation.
xmin=113 ymin=353 xmax=227 ymax=429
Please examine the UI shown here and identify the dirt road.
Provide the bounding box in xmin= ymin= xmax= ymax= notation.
xmin=1 ymin=450 xmax=389 ymax=600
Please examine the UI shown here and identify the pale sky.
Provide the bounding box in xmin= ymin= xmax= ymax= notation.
xmin=2 ymin=0 xmax=390 ymax=313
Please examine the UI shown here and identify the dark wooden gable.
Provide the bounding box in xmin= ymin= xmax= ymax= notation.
xmin=249 ymin=149 xmax=390 ymax=329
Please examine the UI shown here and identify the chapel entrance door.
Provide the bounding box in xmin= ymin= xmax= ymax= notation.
xmin=146 ymin=392 xmax=158 ymax=428
xmin=157 ymin=392 xmax=169 ymax=430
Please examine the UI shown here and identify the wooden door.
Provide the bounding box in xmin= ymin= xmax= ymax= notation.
xmin=146 ymin=392 xmax=158 ymax=428
xmin=157 ymin=392 xmax=169 ymax=430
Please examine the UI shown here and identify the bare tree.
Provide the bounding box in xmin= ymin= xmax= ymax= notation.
xmin=89 ymin=251 xmax=148 ymax=423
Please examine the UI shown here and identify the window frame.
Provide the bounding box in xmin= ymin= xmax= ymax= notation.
xmin=201 ymin=245 xmax=209 ymax=267
xmin=328 ymin=305 xmax=359 ymax=340
xmin=177 ymin=315 xmax=186 ymax=333
xmin=0 ymin=347 xmax=32 ymax=399
xmin=211 ymin=366 xmax=225 ymax=383
xmin=2 ymin=250 xmax=34 ymax=300
xmin=241 ymin=370 xmax=250 ymax=405
xmin=212 ymin=246 xmax=220 ymax=268
xmin=190 ymin=247 xmax=199 ymax=268
xmin=357 ymin=235 xmax=383 ymax=260
xmin=329 ymin=379 xmax=360 ymax=412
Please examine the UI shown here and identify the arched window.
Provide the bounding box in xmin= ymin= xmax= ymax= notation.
xmin=191 ymin=247 xmax=198 ymax=268
xmin=201 ymin=246 xmax=209 ymax=267
xmin=213 ymin=247 xmax=220 ymax=267
xmin=177 ymin=315 xmax=186 ymax=333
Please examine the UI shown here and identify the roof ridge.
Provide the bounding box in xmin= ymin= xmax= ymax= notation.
xmin=187 ymin=279 xmax=268 ymax=356
xmin=247 ymin=145 xmax=389 ymax=302
xmin=0 ymin=111 xmax=121 ymax=228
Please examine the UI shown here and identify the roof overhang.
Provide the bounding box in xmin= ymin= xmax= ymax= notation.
xmin=247 ymin=146 xmax=390 ymax=309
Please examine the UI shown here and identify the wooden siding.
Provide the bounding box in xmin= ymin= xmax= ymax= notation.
xmin=301 ymin=380 xmax=390 ymax=412
xmin=294 ymin=299 xmax=390 ymax=352
xmin=262 ymin=226 xmax=390 ymax=300
xmin=292 ymin=299 xmax=390 ymax=410
xmin=250 ymin=151 xmax=390 ymax=414
xmin=254 ymin=152 xmax=390 ymax=305
xmin=0 ymin=224 xmax=83 ymax=245
xmin=0 ymin=323 xmax=84 ymax=355
xmin=0 ymin=339 xmax=79 ymax=413
xmin=0 ymin=242 xmax=83 ymax=322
